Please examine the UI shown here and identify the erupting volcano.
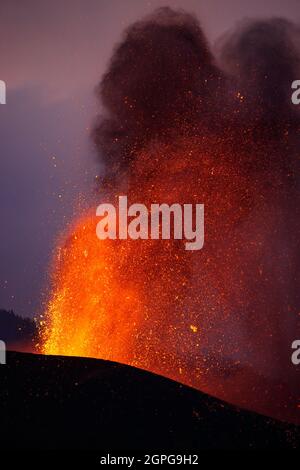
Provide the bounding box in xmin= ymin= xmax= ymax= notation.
xmin=40 ymin=8 xmax=300 ymax=424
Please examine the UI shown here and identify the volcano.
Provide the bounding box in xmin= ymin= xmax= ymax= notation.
xmin=0 ymin=351 xmax=298 ymax=450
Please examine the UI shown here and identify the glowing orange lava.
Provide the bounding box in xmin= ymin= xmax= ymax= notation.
xmin=40 ymin=138 xmax=299 ymax=424
xmin=41 ymin=216 xmax=145 ymax=364
xmin=41 ymin=138 xmax=246 ymax=377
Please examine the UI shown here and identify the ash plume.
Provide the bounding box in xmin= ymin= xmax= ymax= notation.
xmin=217 ymin=18 xmax=300 ymax=180
xmin=93 ymin=7 xmax=228 ymax=184
xmin=217 ymin=18 xmax=300 ymax=128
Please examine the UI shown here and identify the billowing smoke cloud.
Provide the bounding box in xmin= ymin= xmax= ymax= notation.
xmin=218 ymin=18 xmax=300 ymax=126
xmin=93 ymin=7 xmax=229 ymax=184
xmin=94 ymin=10 xmax=300 ymax=177
xmin=217 ymin=18 xmax=300 ymax=184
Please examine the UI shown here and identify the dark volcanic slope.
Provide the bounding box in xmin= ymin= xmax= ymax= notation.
xmin=0 ymin=351 xmax=298 ymax=449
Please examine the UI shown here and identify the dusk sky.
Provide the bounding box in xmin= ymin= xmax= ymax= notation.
xmin=1 ymin=0 xmax=299 ymax=318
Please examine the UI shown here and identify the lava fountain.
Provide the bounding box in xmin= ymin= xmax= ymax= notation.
xmin=40 ymin=9 xmax=300 ymax=424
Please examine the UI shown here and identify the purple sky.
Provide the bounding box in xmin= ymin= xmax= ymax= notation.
xmin=0 ymin=0 xmax=299 ymax=317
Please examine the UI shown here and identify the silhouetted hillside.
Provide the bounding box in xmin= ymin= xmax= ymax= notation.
xmin=0 ymin=351 xmax=298 ymax=450
xmin=0 ymin=309 xmax=36 ymax=347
